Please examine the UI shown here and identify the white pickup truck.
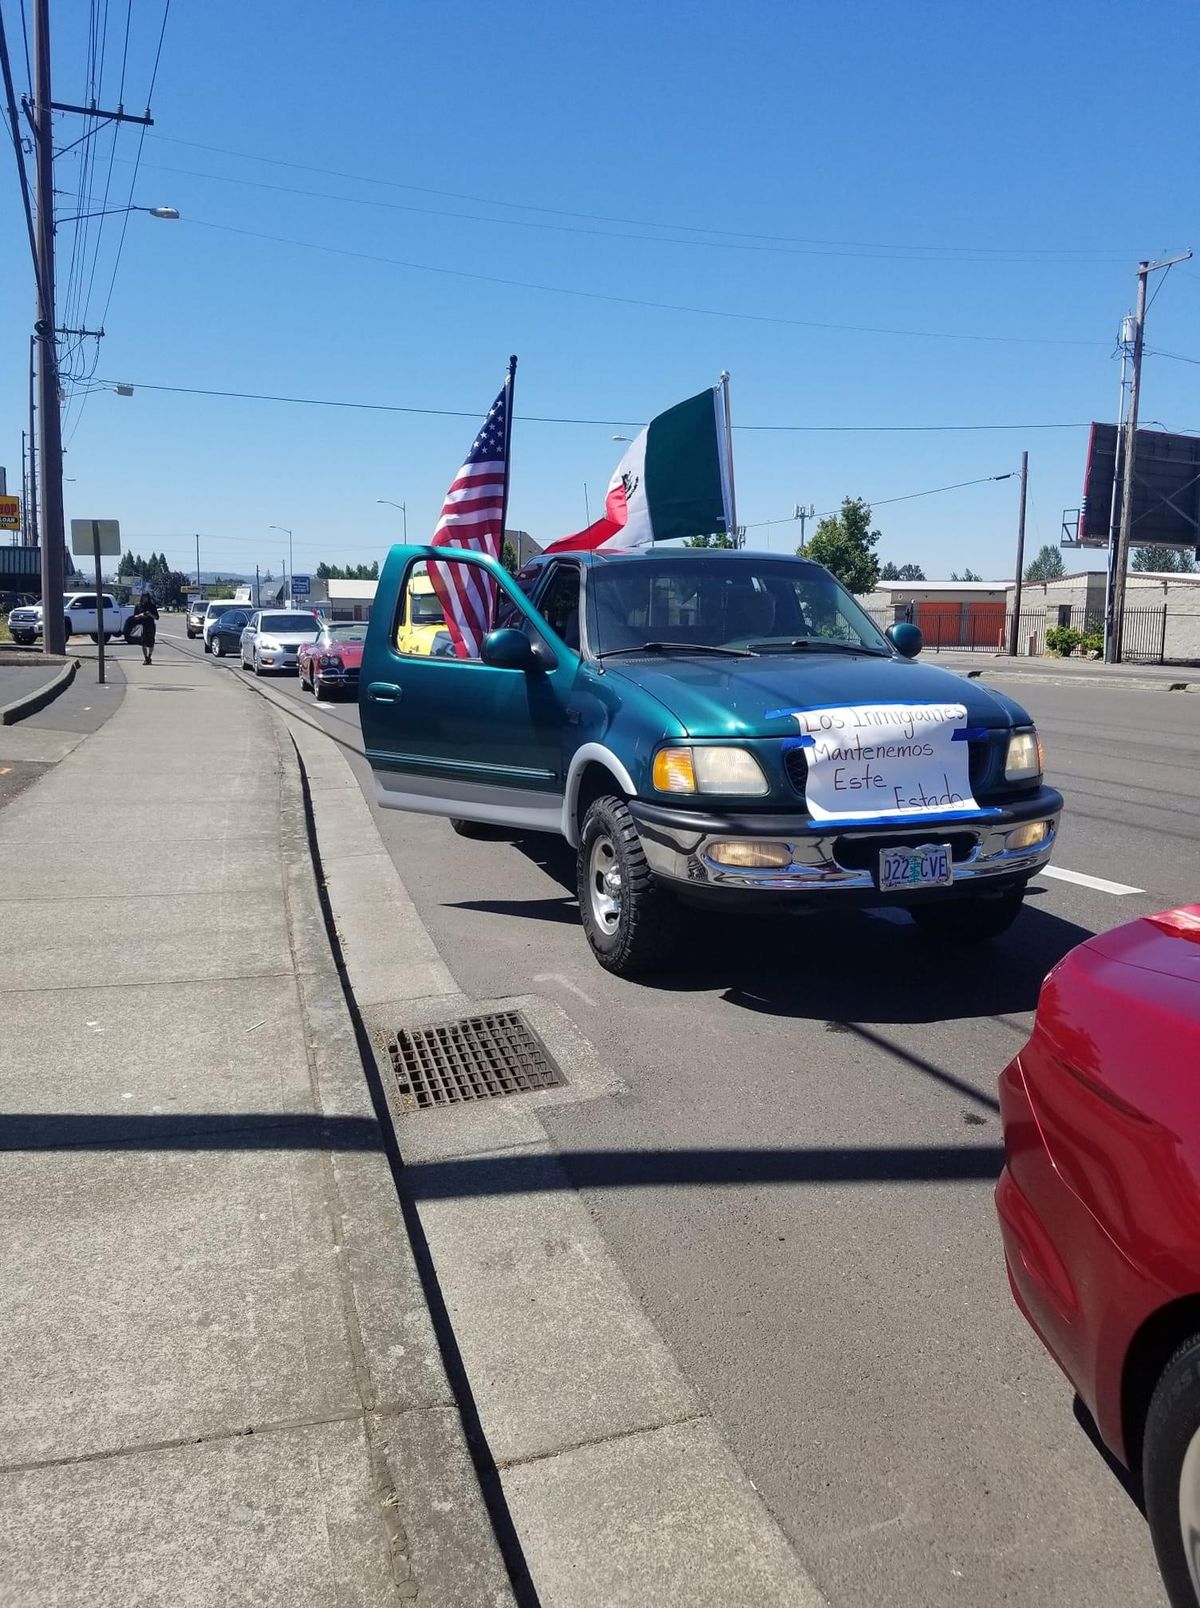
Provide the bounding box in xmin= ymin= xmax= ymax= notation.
xmin=8 ymin=592 xmax=137 ymax=646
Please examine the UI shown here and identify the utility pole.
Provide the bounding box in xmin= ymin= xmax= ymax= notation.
xmin=27 ymin=0 xmax=155 ymax=644
xmin=793 ymin=503 xmax=816 ymax=549
xmin=26 ymin=336 xmax=38 ymax=548
xmin=32 ymin=0 xmax=65 ymax=652
xmin=1102 ymin=315 xmax=1135 ymax=662
xmin=1007 ymin=452 xmax=1029 ymax=656
xmin=195 ymin=533 xmax=200 ymax=591
xmin=1107 ymin=250 xmax=1193 ymax=663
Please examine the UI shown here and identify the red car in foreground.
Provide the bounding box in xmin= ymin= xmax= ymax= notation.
xmin=297 ymin=621 xmax=368 ymax=700
xmin=997 ymin=905 xmax=1200 ymax=1606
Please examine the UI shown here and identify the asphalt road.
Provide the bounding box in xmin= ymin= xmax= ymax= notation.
xmin=164 ymin=617 xmax=1197 ymax=1607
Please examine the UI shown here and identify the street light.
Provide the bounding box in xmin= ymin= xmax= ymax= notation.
xmin=55 ymin=203 xmax=180 ymax=224
xmin=376 ymin=499 xmax=408 ymax=540
xmin=269 ymin=525 xmax=293 ymax=605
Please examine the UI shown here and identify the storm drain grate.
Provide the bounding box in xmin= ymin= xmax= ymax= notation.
xmin=382 ymin=1011 xmax=564 ymax=1109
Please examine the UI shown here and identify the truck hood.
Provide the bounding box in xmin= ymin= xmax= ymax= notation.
xmin=604 ymin=650 xmax=1028 ymax=737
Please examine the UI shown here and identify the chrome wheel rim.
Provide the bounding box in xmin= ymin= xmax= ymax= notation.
xmin=1179 ymin=1424 xmax=1200 ymax=1596
xmin=588 ymin=834 xmax=622 ymax=935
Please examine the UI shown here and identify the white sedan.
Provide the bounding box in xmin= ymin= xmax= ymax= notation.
xmin=239 ymin=610 xmax=323 ymax=675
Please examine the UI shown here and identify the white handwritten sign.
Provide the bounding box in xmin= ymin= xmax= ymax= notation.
xmin=786 ymin=702 xmax=979 ymax=822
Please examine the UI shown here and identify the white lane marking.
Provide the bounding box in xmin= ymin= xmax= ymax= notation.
xmin=1042 ymin=866 xmax=1144 ymax=896
xmin=533 ymin=972 xmax=600 ymax=1008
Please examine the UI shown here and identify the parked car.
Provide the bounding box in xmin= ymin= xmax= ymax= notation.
xmin=996 ymin=905 xmax=1200 ymax=1608
xmin=297 ymin=622 xmax=368 ymax=699
xmin=9 ymin=591 xmax=135 ymax=646
xmin=201 ymin=599 xmax=248 ymax=651
xmin=186 ymin=599 xmax=209 ymax=638
xmin=395 ymin=570 xmax=446 ymax=655
xmin=359 ymin=546 xmax=1062 ymax=975
xmin=239 ymin=609 xmax=322 ymax=675
xmin=207 ymin=607 xmax=254 ymax=658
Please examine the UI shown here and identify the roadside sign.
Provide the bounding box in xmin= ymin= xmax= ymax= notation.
xmin=70 ymin=518 xmax=121 ymax=556
xmin=0 ymin=495 xmax=20 ymax=531
xmin=291 ymin=573 xmax=311 ymax=599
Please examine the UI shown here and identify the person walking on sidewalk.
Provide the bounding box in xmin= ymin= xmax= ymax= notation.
xmin=133 ymin=593 xmax=159 ymax=665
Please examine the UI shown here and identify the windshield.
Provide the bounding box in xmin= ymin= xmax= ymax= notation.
xmin=260 ymin=613 xmax=320 ymax=634
xmin=589 ymin=558 xmax=890 ymax=656
xmin=327 ymin=623 xmax=368 ymax=642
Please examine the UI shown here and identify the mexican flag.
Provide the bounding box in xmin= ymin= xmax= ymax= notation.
xmin=544 ymin=384 xmax=735 ymax=554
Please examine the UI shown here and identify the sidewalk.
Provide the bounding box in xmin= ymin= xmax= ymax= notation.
xmin=0 ymin=644 xmax=512 ymax=1606
xmin=925 ymin=648 xmax=1199 ymax=689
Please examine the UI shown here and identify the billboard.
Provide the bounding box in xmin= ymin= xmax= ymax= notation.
xmin=0 ymin=495 xmax=20 ymax=531
xmin=1079 ymin=423 xmax=1200 ymax=552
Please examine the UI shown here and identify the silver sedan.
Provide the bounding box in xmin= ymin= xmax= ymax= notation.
xmin=239 ymin=610 xmax=323 ymax=675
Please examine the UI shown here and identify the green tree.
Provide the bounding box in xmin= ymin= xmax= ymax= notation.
xmin=880 ymin=561 xmax=926 ymax=581
xmin=682 ymin=531 xmax=738 ymax=549
xmin=1023 ymin=545 xmax=1065 ymax=582
xmin=1132 ymin=544 xmax=1197 ymax=573
xmin=208 ymin=578 xmax=236 ymax=599
xmin=501 ymin=539 xmax=518 ymax=574
xmin=950 ymin=567 xmax=983 ymax=582
xmin=800 ymin=497 xmax=881 ymax=594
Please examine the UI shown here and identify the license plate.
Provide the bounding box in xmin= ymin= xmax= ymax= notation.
xmin=879 ymin=843 xmax=953 ymax=891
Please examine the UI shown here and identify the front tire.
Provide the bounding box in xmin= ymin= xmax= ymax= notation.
xmin=203 ymin=636 xmax=212 ymax=654
xmin=313 ymin=675 xmax=325 ymax=701
xmin=577 ymin=795 xmax=679 ymax=976
xmin=211 ymin=636 xmax=224 ymax=658
xmin=253 ymin=652 xmax=264 ymax=677
xmin=186 ymin=628 xmax=196 ymax=639
xmin=910 ymin=888 xmax=1025 ymax=943
xmin=1144 ymin=1336 xmax=1200 ymax=1608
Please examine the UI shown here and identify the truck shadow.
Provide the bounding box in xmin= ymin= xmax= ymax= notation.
xmin=508 ymin=833 xmax=1093 ymax=1026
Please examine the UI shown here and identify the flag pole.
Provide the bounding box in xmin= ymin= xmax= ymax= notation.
xmin=499 ymin=354 xmax=518 ymax=561
xmin=719 ymin=370 xmax=740 ymax=548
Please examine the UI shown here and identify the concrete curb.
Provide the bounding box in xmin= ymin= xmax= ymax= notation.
xmin=269 ymin=709 xmax=519 ymax=1608
xmin=0 ymin=657 xmax=78 ymax=725
xmin=263 ymin=696 xmax=828 ymax=1608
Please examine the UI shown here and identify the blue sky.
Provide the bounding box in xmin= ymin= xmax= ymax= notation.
xmin=3 ymin=0 xmax=1197 ymax=581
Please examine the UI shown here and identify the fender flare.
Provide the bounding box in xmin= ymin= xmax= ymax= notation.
xmin=561 ymin=744 xmax=638 ymax=849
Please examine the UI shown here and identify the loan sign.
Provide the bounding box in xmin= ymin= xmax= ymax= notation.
xmin=784 ymin=701 xmax=979 ymax=822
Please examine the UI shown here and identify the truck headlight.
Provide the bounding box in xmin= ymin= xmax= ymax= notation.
xmin=1005 ymin=729 xmax=1043 ymax=782
xmin=652 ymin=745 xmax=768 ymax=796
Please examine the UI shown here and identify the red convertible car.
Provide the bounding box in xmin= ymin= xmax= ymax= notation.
xmin=996 ymin=905 xmax=1200 ymax=1607
xmin=297 ymin=622 xmax=368 ymax=700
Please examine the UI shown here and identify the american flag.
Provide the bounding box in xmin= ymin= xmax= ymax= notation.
xmin=428 ymin=368 xmax=513 ymax=658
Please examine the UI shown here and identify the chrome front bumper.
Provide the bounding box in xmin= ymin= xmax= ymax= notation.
xmin=629 ymin=790 xmax=1062 ymax=895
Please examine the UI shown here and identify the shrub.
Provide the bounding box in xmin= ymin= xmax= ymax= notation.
xmin=1045 ymin=625 xmax=1083 ymax=657
xmin=1081 ymin=630 xmax=1103 ymax=657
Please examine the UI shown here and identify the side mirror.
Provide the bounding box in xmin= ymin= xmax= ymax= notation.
xmin=481 ymin=627 xmax=538 ymax=670
xmin=886 ymin=621 xmax=923 ymax=659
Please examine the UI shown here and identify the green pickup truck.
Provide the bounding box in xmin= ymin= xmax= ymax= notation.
xmin=359 ymin=546 xmax=1062 ymax=976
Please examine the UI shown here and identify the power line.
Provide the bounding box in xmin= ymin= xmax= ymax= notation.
xmin=94 ymin=376 xmax=1096 ymax=433
xmin=746 ymin=474 xmax=1016 ymax=529
xmin=17 ymin=0 xmax=31 ymax=90
xmin=124 ymin=153 xmax=1132 ymax=269
xmin=144 ymin=131 xmax=1133 ymax=261
xmin=1146 ymin=346 xmax=1200 ymax=367
xmin=0 ymin=1 xmax=38 ymax=284
xmin=181 ymin=215 xmax=1108 ymax=348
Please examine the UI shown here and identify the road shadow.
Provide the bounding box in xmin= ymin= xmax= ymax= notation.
xmin=506 ymin=834 xmax=1089 ymax=1025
